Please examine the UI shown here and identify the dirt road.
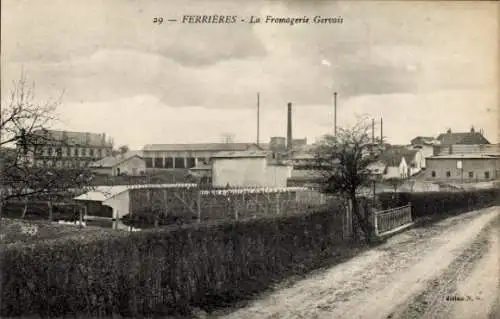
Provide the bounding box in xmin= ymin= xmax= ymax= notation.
xmin=219 ymin=206 xmax=499 ymax=319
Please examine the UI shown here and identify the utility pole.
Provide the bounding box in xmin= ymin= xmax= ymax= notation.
xmin=333 ymin=91 xmax=338 ymax=136
xmin=257 ymin=92 xmax=260 ymax=146
xmin=380 ymin=117 xmax=383 ymax=145
xmin=372 ymin=118 xmax=375 ymax=144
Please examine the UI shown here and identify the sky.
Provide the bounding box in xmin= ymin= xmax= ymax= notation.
xmin=1 ymin=0 xmax=499 ymax=149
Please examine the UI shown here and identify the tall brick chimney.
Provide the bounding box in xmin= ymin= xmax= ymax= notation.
xmin=287 ymin=102 xmax=293 ymax=150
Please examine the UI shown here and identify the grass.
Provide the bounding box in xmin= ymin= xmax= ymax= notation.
xmin=0 ymin=218 xmax=125 ymax=246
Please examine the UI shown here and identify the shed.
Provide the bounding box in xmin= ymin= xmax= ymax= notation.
xmin=89 ymin=152 xmax=145 ymax=176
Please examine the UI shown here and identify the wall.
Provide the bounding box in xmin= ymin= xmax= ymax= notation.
xmin=113 ymin=157 xmax=146 ymax=176
xmin=266 ymin=165 xmax=292 ymax=187
xmin=103 ymin=191 xmax=130 ymax=221
xmin=91 ymin=167 xmax=112 ymax=175
xmin=419 ymin=145 xmax=434 ymax=168
xmin=212 ymin=157 xmax=267 ymax=187
xmin=426 ymin=158 xmax=500 ymax=182
xmin=436 ymin=144 xmax=500 ymax=155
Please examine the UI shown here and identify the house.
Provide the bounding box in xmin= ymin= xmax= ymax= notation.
xmin=18 ymin=129 xmax=113 ymax=168
xmin=89 ymin=151 xmax=146 ymax=176
xmin=142 ymin=142 xmax=263 ymax=170
xmin=436 ymin=127 xmax=490 ymax=146
xmin=425 ymin=154 xmax=500 ymax=182
xmin=211 ymin=150 xmax=292 ymax=188
xmin=379 ymin=147 xmax=423 ymax=179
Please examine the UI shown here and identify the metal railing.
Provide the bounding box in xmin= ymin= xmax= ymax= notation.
xmin=374 ymin=204 xmax=413 ymax=236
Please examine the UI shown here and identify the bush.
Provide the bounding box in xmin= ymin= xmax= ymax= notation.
xmin=0 ymin=205 xmax=347 ymax=317
xmin=377 ymin=189 xmax=500 ymax=219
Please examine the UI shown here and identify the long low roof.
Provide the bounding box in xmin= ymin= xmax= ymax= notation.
xmin=428 ymin=154 xmax=500 ymax=159
xmin=143 ymin=143 xmax=261 ymax=152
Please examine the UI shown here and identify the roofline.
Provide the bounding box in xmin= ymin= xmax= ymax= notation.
xmin=90 ymin=155 xmax=144 ymax=168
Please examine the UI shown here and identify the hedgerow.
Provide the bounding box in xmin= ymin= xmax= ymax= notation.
xmin=1 ymin=203 xmax=346 ymax=317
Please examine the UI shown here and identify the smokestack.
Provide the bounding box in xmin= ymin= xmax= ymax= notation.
xmin=257 ymin=93 xmax=260 ymax=146
xmin=287 ymin=102 xmax=293 ymax=150
xmin=380 ymin=118 xmax=383 ymax=145
xmin=333 ymin=92 xmax=338 ymax=136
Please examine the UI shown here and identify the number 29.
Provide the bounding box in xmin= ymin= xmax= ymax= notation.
xmin=153 ymin=17 xmax=164 ymax=24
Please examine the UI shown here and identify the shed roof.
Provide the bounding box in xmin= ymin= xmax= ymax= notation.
xmin=74 ymin=183 xmax=198 ymax=202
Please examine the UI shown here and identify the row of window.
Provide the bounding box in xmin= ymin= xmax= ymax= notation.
xmin=35 ymin=147 xmax=111 ymax=158
xmin=35 ymin=160 xmax=90 ymax=168
xmin=431 ymin=171 xmax=490 ymax=179
xmin=145 ymin=157 xmax=209 ymax=169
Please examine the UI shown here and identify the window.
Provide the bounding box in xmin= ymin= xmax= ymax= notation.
xmin=165 ymin=157 xmax=174 ymax=168
xmin=56 ymin=148 xmax=62 ymax=157
xmin=197 ymin=157 xmax=205 ymax=165
xmin=116 ymin=168 xmax=121 ymax=175
xmin=74 ymin=148 xmax=79 ymax=157
xmin=431 ymin=171 xmax=436 ymax=177
xmin=468 ymin=172 xmax=474 ymax=178
xmin=446 ymin=171 xmax=451 ymax=178
xmin=67 ymin=148 xmax=71 ymax=156
xmin=174 ymin=157 xmax=185 ymax=169
xmin=485 ymin=171 xmax=490 ymax=179
xmin=186 ymin=157 xmax=196 ymax=168
xmin=90 ymin=149 xmax=95 ymax=157
xmin=145 ymin=157 xmax=153 ymax=168
xmin=154 ymin=157 xmax=163 ymax=168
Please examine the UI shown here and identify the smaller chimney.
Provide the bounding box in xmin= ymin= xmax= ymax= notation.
xmin=470 ymin=126 xmax=475 ymax=133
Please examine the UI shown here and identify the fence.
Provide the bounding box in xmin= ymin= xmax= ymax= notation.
xmin=373 ymin=204 xmax=413 ymax=237
xmin=128 ymin=186 xmax=331 ymax=223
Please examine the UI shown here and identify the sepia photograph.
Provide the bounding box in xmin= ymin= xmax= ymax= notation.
xmin=1 ymin=0 xmax=499 ymax=318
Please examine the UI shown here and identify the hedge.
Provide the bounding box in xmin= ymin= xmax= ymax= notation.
xmin=377 ymin=188 xmax=500 ymax=219
xmin=0 ymin=202 xmax=346 ymax=317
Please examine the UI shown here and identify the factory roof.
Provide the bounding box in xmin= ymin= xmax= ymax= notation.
xmin=211 ymin=150 xmax=268 ymax=159
xmin=143 ymin=143 xmax=262 ymax=152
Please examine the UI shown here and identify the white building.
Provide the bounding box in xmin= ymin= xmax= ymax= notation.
xmin=211 ymin=150 xmax=292 ymax=188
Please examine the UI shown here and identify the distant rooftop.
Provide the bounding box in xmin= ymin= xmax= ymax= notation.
xmin=211 ymin=150 xmax=268 ymax=159
xmin=89 ymin=151 xmax=143 ymax=168
xmin=429 ymin=154 xmax=500 ymax=159
xmin=143 ymin=143 xmax=261 ymax=152
xmin=436 ymin=128 xmax=490 ymax=145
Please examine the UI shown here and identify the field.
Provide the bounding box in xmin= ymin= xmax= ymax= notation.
xmin=0 ymin=218 xmax=126 ymax=246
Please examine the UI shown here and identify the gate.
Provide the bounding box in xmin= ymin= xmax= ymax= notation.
xmin=374 ymin=204 xmax=414 ymax=237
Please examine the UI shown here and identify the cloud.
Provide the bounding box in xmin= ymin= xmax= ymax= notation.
xmin=1 ymin=0 xmax=498 ymax=145
xmin=55 ymin=87 xmax=497 ymax=149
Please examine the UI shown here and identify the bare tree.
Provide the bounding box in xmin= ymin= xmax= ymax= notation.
xmin=112 ymin=144 xmax=129 ymax=157
xmin=0 ymin=74 xmax=93 ymax=226
xmin=312 ymin=117 xmax=382 ymax=243
xmin=386 ymin=177 xmax=404 ymax=193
